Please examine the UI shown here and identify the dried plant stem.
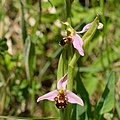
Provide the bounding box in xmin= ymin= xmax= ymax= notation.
xmin=38 ymin=0 xmax=42 ymax=24
xmin=20 ymin=0 xmax=27 ymax=44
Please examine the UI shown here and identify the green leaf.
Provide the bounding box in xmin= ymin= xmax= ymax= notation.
xmin=0 ymin=38 xmax=8 ymax=53
xmin=96 ymin=72 xmax=115 ymax=115
xmin=57 ymin=47 xmax=67 ymax=81
xmin=20 ymin=0 xmax=27 ymax=44
xmin=81 ymin=73 xmax=99 ymax=96
xmin=71 ymin=104 xmax=89 ymax=120
xmin=24 ymin=36 xmax=35 ymax=81
xmin=0 ymin=3 xmax=4 ymax=21
xmin=0 ymin=115 xmax=60 ymax=120
xmin=20 ymin=79 xmax=28 ymax=89
xmin=70 ymin=71 xmax=91 ymax=120
xmin=83 ymin=15 xmax=99 ymax=47
xmin=39 ymin=47 xmax=62 ymax=79
xmin=115 ymin=101 xmax=120 ymax=118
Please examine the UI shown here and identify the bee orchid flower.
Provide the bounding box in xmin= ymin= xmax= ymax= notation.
xmin=60 ymin=22 xmax=103 ymax=56
xmin=37 ymin=74 xmax=84 ymax=109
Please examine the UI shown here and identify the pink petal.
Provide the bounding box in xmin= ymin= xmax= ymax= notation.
xmin=77 ymin=23 xmax=92 ymax=33
xmin=66 ymin=90 xmax=84 ymax=106
xmin=37 ymin=90 xmax=58 ymax=102
xmin=77 ymin=22 xmax=103 ymax=34
xmin=57 ymin=73 xmax=68 ymax=90
xmin=72 ymin=34 xmax=84 ymax=56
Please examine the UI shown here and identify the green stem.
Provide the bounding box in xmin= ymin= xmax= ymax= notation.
xmin=69 ymin=51 xmax=79 ymax=68
xmin=63 ymin=104 xmax=71 ymax=120
xmin=31 ymin=80 xmax=35 ymax=114
xmin=67 ymin=66 xmax=74 ymax=91
xmin=60 ymin=109 xmax=64 ymax=120
xmin=20 ymin=0 xmax=27 ymax=44
xmin=100 ymin=0 xmax=110 ymax=71
xmin=65 ymin=0 xmax=71 ymax=19
xmin=62 ymin=1 xmax=73 ymax=120
xmin=62 ymin=43 xmax=73 ymax=120
xmin=67 ymin=44 xmax=74 ymax=91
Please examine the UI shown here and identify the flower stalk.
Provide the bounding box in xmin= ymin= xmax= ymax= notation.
xmin=63 ymin=15 xmax=101 ymax=120
xmin=65 ymin=0 xmax=72 ymax=23
xmin=37 ymin=1 xmax=103 ymax=119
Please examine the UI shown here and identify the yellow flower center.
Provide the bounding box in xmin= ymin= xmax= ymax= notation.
xmin=58 ymin=87 xmax=65 ymax=95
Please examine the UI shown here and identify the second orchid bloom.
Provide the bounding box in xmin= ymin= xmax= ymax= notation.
xmin=60 ymin=22 xmax=103 ymax=56
xmin=37 ymin=74 xmax=84 ymax=109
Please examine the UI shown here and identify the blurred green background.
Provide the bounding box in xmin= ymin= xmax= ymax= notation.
xmin=0 ymin=0 xmax=120 ymax=119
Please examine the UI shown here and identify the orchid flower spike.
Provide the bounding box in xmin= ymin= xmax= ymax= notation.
xmin=37 ymin=74 xmax=84 ymax=109
xmin=59 ymin=22 xmax=103 ymax=56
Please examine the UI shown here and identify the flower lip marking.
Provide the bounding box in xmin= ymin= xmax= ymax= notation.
xmin=59 ymin=36 xmax=72 ymax=46
xmin=54 ymin=88 xmax=68 ymax=109
xmin=59 ymin=38 xmax=67 ymax=46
